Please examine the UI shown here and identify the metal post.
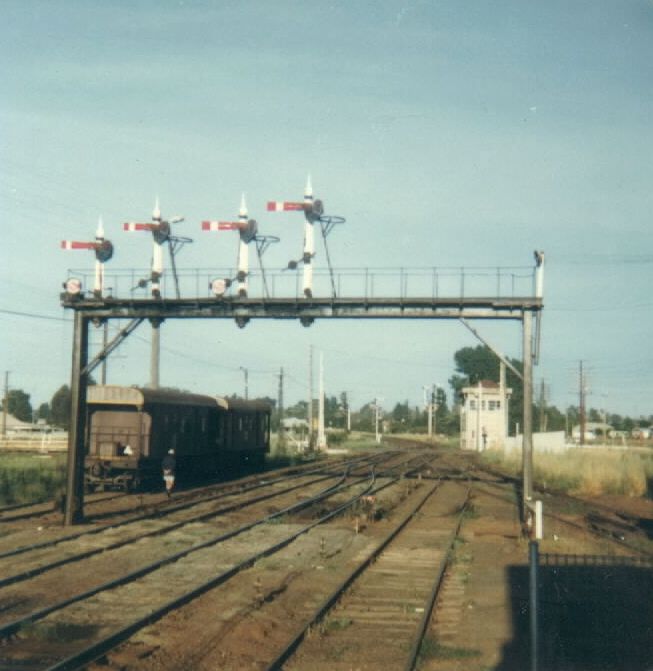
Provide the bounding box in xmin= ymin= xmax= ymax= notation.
xmin=308 ymin=345 xmax=314 ymax=449
xmin=523 ymin=309 xmax=534 ymax=511
xmin=529 ymin=540 xmax=539 ymax=671
xmin=1 ymin=371 xmax=8 ymax=438
xmin=150 ymin=318 xmax=161 ymax=389
xmin=64 ymin=311 xmax=89 ymax=526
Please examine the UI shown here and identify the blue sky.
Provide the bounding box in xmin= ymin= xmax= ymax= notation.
xmin=1 ymin=0 xmax=652 ymax=419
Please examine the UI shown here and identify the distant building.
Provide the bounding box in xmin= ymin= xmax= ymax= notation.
xmin=572 ymin=422 xmax=612 ymax=442
xmin=460 ymin=380 xmax=511 ymax=451
xmin=2 ymin=413 xmax=41 ymax=435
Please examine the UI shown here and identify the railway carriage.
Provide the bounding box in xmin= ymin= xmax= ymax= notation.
xmin=84 ymin=385 xmax=270 ymax=491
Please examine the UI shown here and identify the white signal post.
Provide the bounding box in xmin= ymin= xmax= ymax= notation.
xmin=302 ymin=175 xmax=315 ymax=298
xmin=94 ymin=217 xmax=105 ymax=296
xmin=267 ymin=174 xmax=320 ymax=299
xmin=237 ymin=194 xmax=249 ymax=297
xmin=151 ymin=198 xmax=164 ymax=298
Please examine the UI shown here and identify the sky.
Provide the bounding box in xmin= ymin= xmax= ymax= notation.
xmin=1 ymin=0 xmax=652 ymax=420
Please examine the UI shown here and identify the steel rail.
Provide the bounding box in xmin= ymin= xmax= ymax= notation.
xmin=471 ymin=478 xmax=653 ymax=559
xmin=263 ymin=479 xmax=443 ymax=670
xmin=41 ymin=473 xmax=380 ymax=671
xmin=0 ymin=468 xmax=353 ymax=589
xmin=0 ymin=468 xmax=379 ymax=640
xmin=0 ymin=491 xmax=129 ymax=523
xmin=404 ymin=488 xmax=472 ymax=671
xmin=0 ymin=451 xmax=390 ymax=562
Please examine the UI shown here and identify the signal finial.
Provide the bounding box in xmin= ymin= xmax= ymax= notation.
xmin=96 ymin=216 xmax=105 ymax=239
xmin=152 ymin=196 xmax=161 ymax=222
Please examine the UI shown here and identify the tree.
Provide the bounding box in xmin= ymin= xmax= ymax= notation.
xmin=2 ymin=389 xmax=33 ymax=422
xmin=50 ymin=385 xmax=71 ymax=429
xmin=36 ymin=403 xmax=51 ymax=422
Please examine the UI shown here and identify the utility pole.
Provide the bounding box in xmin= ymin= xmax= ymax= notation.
xmin=579 ymin=360 xmax=586 ymax=447
xmin=1 ymin=371 xmax=9 ymax=438
xmin=538 ymin=379 xmax=546 ymax=433
xmin=308 ymin=345 xmax=314 ymax=449
xmin=240 ymin=366 xmax=249 ymax=400
xmin=277 ymin=367 xmax=285 ymax=449
xmin=317 ymin=352 xmax=326 ymax=449
xmin=374 ymin=397 xmax=382 ymax=444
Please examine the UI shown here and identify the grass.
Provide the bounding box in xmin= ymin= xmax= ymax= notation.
xmin=481 ymin=448 xmax=653 ymax=499
xmin=0 ymin=453 xmax=67 ymax=506
xmin=419 ymin=635 xmax=481 ymax=660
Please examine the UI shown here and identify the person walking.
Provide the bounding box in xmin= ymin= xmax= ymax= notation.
xmin=162 ymin=449 xmax=176 ymax=498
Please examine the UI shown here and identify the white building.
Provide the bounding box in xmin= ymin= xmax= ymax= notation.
xmin=460 ymin=380 xmax=511 ymax=451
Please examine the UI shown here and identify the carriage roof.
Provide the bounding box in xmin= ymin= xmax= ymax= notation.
xmin=87 ymin=386 xmax=270 ymax=413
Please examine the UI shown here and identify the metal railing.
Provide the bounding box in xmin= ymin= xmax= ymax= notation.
xmin=65 ymin=265 xmax=537 ymax=301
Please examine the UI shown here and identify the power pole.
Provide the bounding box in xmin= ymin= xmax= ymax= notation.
xmin=317 ymin=352 xmax=326 ymax=449
xmin=538 ymin=379 xmax=547 ymax=433
xmin=308 ymin=345 xmax=314 ymax=449
xmin=240 ymin=366 xmax=249 ymax=400
xmin=579 ymin=360 xmax=586 ymax=446
xmin=277 ymin=367 xmax=285 ymax=449
xmin=1 ymin=371 xmax=9 ymax=438
xmin=374 ymin=397 xmax=382 ymax=444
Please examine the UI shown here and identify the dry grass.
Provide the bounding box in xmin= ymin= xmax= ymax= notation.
xmin=482 ymin=448 xmax=653 ymax=498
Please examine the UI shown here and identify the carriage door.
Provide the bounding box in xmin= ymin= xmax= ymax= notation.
xmin=90 ymin=409 xmax=143 ymax=457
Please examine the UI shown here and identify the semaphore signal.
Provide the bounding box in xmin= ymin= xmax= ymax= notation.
xmin=123 ymin=198 xmax=192 ymax=299
xmin=267 ymin=175 xmax=345 ymax=299
xmin=61 ymin=217 xmax=114 ymax=299
xmin=202 ymin=194 xmax=279 ymax=309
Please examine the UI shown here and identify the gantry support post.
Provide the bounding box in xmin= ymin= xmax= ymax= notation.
xmin=522 ymin=309 xmax=534 ymax=516
xmin=150 ymin=318 xmax=162 ymax=389
xmin=64 ymin=311 xmax=89 ymax=526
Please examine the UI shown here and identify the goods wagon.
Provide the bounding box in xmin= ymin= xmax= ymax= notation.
xmin=84 ymin=385 xmax=270 ymax=491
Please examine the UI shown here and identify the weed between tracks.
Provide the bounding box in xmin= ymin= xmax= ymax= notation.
xmin=419 ymin=634 xmax=480 ymax=661
xmin=20 ymin=621 xmax=99 ymax=643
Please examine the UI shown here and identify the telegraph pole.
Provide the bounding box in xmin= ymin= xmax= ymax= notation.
xmin=308 ymin=345 xmax=314 ymax=449
xmin=317 ymin=351 xmax=326 ymax=449
xmin=277 ymin=367 xmax=285 ymax=449
xmin=1 ymin=371 xmax=9 ymax=438
xmin=240 ymin=366 xmax=249 ymax=400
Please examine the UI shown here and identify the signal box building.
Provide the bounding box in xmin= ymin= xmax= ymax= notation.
xmin=460 ymin=380 xmax=511 ymax=451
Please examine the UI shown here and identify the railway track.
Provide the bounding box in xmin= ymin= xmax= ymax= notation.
xmin=272 ymin=480 xmax=470 ymax=671
xmin=0 ymin=473 xmax=383 ymax=669
xmin=0 ymin=453 xmax=434 ymax=670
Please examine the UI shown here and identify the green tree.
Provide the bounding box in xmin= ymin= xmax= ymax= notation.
xmin=36 ymin=402 xmax=51 ymax=422
xmin=49 ymin=385 xmax=71 ymax=429
xmin=2 ymin=389 xmax=33 ymax=422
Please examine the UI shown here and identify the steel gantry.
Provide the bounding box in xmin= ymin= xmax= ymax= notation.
xmin=60 ymin=257 xmax=544 ymax=526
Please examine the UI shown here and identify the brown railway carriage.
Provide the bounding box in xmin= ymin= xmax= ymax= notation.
xmin=85 ymin=385 xmax=270 ymax=491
